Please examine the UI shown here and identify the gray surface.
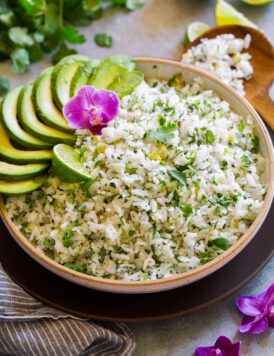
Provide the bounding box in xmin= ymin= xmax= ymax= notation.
xmin=0 ymin=1 xmax=273 ymax=355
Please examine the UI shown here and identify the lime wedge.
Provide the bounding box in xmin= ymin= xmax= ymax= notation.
xmin=241 ymin=0 xmax=273 ymax=4
xmin=52 ymin=144 xmax=93 ymax=183
xmin=216 ymin=0 xmax=258 ymax=28
xmin=183 ymin=22 xmax=211 ymax=47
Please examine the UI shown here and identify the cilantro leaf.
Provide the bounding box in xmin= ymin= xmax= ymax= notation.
xmin=94 ymin=32 xmax=113 ymax=47
xmin=62 ymin=26 xmax=86 ymax=44
xmin=51 ymin=42 xmax=77 ymax=64
xmin=169 ymin=169 xmax=187 ymax=185
xmin=64 ymin=263 xmax=87 ymax=272
xmin=11 ymin=48 xmax=30 ymax=73
xmin=82 ymin=0 xmax=102 ymax=11
xmin=210 ymin=237 xmax=229 ymax=250
xmin=20 ymin=0 xmax=46 ymax=16
xmin=181 ymin=204 xmax=193 ymax=218
xmin=9 ymin=27 xmax=34 ymax=47
xmin=28 ymin=43 xmax=43 ymax=63
xmin=126 ymin=0 xmax=145 ymax=10
xmin=63 ymin=222 xmax=76 ymax=248
xmin=205 ymin=129 xmax=215 ymax=144
xmin=146 ymin=123 xmax=177 ymax=143
xmin=0 ymin=76 xmax=10 ymax=96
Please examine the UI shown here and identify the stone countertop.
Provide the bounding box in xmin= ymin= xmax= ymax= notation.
xmin=1 ymin=1 xmax=273 ymax=355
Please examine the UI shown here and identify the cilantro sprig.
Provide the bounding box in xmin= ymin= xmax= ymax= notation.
xmin=146 ymin=123 xmax=177 ymax=143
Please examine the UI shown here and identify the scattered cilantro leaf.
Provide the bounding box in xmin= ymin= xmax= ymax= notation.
xmin=63 ymin=222 xmax=76 ymax=248
xmin=20 ymin=0 xmax=46 ymax=16
xmin=62 ymin=26 xmax=86 ymax=44
xmin=94 ymin=32 xmax=113 ymax=47
xmin=210 ymin=238 xmax=229 ymax=250
xmin=238 ymin=119 xmax=245 ymax=133
xmin=126 ymin=0 xmax=145 ymax=10
xmin=169 ymin=169 xmax=187 ymax=185
xmin=146 ymin=123 xmax=177 ymax=143
xmin=181 ymin=204 xmax=193 ymax=218
xmin=241 ymin=155 xmax=251 ymax=168
xmin=43 ymin=238 xmax=54 ymax=248
xmin=64 ymin=263 xmax=87 ymax=272
xmin=11 ymin=48 xmax=30 ymax=73
xmin=251 ymin=131 xmax=259 ymax=153
xmin=205 ymin=129 xmax=215 ymax=144
xmin=9 ymin=27 xmax=34 ymax=47
xmin=28 ymin=43 xmax=43 ymax=63
xmin=0 ymin=77 xmax=10 ymax=96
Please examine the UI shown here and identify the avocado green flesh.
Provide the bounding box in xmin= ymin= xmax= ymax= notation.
xmin=0 ymin=161 xmax=49 ymax=181
xmin=51 ymin=59 xmax=89 ymax=110
xmin=0 ymin=123 xmax=52 ymax=164
xmin=0 ymin=87 xmax=52 ymax=149
xmin=70 ymin=59 xmax=100 ymax=97
xmin=108 ymin=71 xmax=144 ymax=98
xmin=32 ymin=68 xmax=73 ymax=133
xmin=18 ymin=84 xmax=75 ymax=146
xmin=89 ymin=60 xmax=128 ymax=89
xmin=0 ymin=174 xmax=47 ymax=194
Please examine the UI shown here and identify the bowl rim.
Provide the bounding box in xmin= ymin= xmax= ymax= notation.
xmin=1 ymin=57 xmax=274 ymax=290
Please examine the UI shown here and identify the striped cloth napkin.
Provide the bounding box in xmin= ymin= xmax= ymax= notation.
xmin=0 ymin=264 xmax=136 ymax=355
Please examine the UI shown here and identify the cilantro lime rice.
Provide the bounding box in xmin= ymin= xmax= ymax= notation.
xmin=5 ymin=78 xmax=265 ymax=281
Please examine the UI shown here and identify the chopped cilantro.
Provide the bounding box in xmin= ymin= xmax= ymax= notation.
xmin=158 ymin=114 xmax=166 ymax=126
xmin=241 ymin=155 xmax=251 ymax=168
xmin=238 ymin=119 xmax=245 ymax=132
xmin=43 ymin=239 xmax=54 ymax=248
xmin=205 ymin=129 xmax=215 ymax=144
xmin=110 ymin=182 xmax=116 ymax=188
xmin=169 ymin=169 xmax=187 ymax=185
xmin=146 ymin=123 xmax=177 ymax=143
xmin=63 ymin=222 xmax=76 ymax=248
xmin=171 ymin=189 xmax=180 ymax=207
xmin=126 ymin=164 xmax=137 ymax=174
xmin=210 ymin=237 xmax=229 ymax=250
xmin=221 ymin=160 xmax=228 ymax=169
xmin=64 ymin=263 xmax=87 ymax=272
xmin=209 ymin=194 xmax=231 ymax=208
xmin=250 ymin=131 xmax=259 ymax=153
xmin=181 ymin=204 xmax=193 ymax=218
xmin=94 ymin=32 xmax=113 ymax=47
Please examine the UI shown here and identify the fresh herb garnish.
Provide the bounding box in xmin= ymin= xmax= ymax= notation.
xmin=0 ymin=77 xmax=10 ymax=96
xmin=238 ymin=119 xmax=245 ymax=132
xmin=146 ymin=123 xmax=177 ymax=143
xmin=241 ymin=155 xmax=251 ymax=168
xmin=64 ymin=263 xmax=87 ymax=272
xmin=181 ymin=204 xmax=193 ymax=218
xmin=210 ymin=237 xmax=229 ymax=250
xmin=63 ymin=222 xmax=76 ymax=248
xmin=169 ymin=169 xmax=187 ymax=185
xmin=205 ymin=129 xmax=216 ymax=144
xmin=94 ymin=32 xmax=113 ymax=47
xmin=250 ymin=131 xmax=259 ymax=153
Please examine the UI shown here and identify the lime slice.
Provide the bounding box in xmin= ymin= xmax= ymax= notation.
xmin=216 ymin=0 xmax=258 ymax=28
xmin=52 ymin=144 xmax=93 ymax=183
xmin=241 ymin=0 xmax=273 ymax=4
xmin=183 ymin=22 xmax=211 ymax=47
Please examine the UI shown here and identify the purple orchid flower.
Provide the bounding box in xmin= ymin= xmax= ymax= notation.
xmin=63 ymin=85 xmax=119 ymax=135
xmin=195 ymin=336 xmax=240 ymax=356
xmin=236 ymin=283 xmax=274 ymax=334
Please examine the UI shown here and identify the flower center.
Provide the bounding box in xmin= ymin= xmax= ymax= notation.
xmin=89 ymin=106 xmax=102 ymax=126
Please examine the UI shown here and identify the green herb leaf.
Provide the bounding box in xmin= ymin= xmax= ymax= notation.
xmin=146 ymin=123 xmax=177 ymax=143
xmin=94 ymin=32 xmax=113 ymax=47
xmin=126 ymin=0 xmax=145 ymax=10
xmin=169 ymin=169 xmax=187 ymax=185
xmin=28 ymin=43 xmax=43 ymax=62
xmin=209 ymin=194 xmax=231 ymax=208
xmin=0 ymin=77 xmax=10 ymax=96
xmin=211 ymin=237 xmax=229 ymax=250
xmin=64 ymin=263 xmax=87 ymax=272
xmin=238 ymin=119 xmax=245 ymax=132
xmin=205 ymin=129 xmax=215 ymax=144
xmin=62 ymin=26 xmax=86 ymax=44
xmin=241 ymin=155 xmax=251 ymax=168
xmin=20 ymin=0 xmax=46 ymax=16
xmin=251 ymin=131 xmax=259 ymax=153
xmin=82 ymin=0 xmax=102 ymax=11
xmin=63 ymin=222 xmax=76 ymax=248
xmin=11 ymin=48 xmax=30 ymax=73
xmin=51 ymin=42 xmax=77 ymax=64
xmin=181 ymin=204 xmax=193 ymax=218
xmin=43 ymin=238 xmax=54 ymax=248
xmin=9 ymin=27 xmax=34 ymax=47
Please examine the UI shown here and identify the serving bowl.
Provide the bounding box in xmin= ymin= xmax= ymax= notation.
xmin=1 ymin=58 xmax=273 ymax=294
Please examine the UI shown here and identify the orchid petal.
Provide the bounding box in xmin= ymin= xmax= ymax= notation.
xmin=262 ymin=283 xmax=274 ymax=312
xmin=236 ymin=295 xmax=263 ymax=316
xmin=90 ymin=125 xmax=107 ymax=136
xmin=195 ymin=346 xmax=219 ymax=356
xmin=92 ymin=89 xmax=119 ymax=119
xmin=230 ymin=341 xmax=241 ymax=356
xmin=268 ymin=309 xmax=274 ymax=328
xmin=214 ymin=336 xmax=232 ymax=350
xmin=77 ymin=85 xmax=96 ymax=105
xmin=239 ymin=315 xmax=269 ymax=334
xmin=63 ymin=95 xmax=91 ymax=130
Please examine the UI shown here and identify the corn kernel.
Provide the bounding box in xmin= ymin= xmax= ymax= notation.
xmin=96 ymin=143 xmax=107 ymax=153
xmin=148 ymin=152 xmax=161 ymax=160
xmin=233 ymin=219 xmax=239 ymax=229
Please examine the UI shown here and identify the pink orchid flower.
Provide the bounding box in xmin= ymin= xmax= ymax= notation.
xmin=236 ymin=283 xmax=274 ymax=334
xmin=195 ymin=336 xmax=241 ymax=356
xmin=63 ymin=85 xmax=119 ymax=135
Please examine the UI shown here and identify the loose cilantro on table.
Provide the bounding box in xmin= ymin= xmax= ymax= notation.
xmin=0 ymin=0 xmax=145 ymax=73
xmin=0 ymin=76 xmax=10 ymax=96
xmin=94 ymin=32 xmax=113 ymax=47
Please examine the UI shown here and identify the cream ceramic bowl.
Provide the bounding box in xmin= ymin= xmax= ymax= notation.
xmin=1 ymin=58 xmax=274 ymax=294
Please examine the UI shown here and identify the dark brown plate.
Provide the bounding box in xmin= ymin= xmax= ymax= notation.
xmin=1 ymin=130 xmax=273 ymax=322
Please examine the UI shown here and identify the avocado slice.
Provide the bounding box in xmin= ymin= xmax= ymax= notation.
xmin=0 ymin=87 xmax=52 ymax=149
xmin=0 ymin=123 xmax=52 ymax=164
xmin=51 ymin=58 xmax=90 ymax=110
xmin=108 ymin=71 xmax=144 ymax=98
xmin=89 ymin=54 xmax=136 ymax=89
xmin=55 ymin=54 xmax=90 ymax=66
xmin=70 ymin=59 xmax=100 ymax=97
xmin=32 ymin=68 xmax=73 ymax=133
xmin=18 ymin=84 xmax=75 ymax=145
xmin=0 ymin=161 xmax=49 ymax=181
xmin=0 ymin=173 xmax=47 ymax=194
